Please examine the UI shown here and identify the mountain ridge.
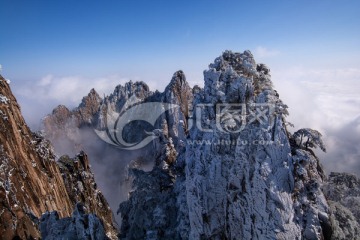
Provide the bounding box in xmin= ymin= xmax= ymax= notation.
xmin=44 ymin=50 xmax=360 ymax=239
xmin=0 ymin=75 xmax=118 ymax=239
xmin=6 ymin=50 xmax=360 ymax=239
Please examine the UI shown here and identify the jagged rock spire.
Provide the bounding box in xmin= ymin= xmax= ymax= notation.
xmin=0 ymin=75 xmax=118 ymax=239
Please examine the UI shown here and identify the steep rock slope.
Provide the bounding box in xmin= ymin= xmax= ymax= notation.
xmin=0 ymin=75 xmax=117 ymax=239
xmin=42 ymin=88 xmax=102 ymax=155
xmin=56 ymin=152 xmax=119 ymax=239
xmin=40 ymin=203 xmax=108 ymax=240
xmin=41 ymin=51 xmax=360 ymax=240
xmin=43 ymin=71 xmax=194 ymax=239
xmin=118 ymin=51 xmax=336 ymax=240
xmin=42 ymin=82 xmax=152 ymax=155
xmin=0 ymin=75 xmax=73 ymax=239
xmin=42 ymin=73 xmax=193 ymax=224
xmin=323 ymin=172 xmax=360 ymax=239
xmin=323 ymin=172 xmax=360 ymax=223
xmin=184 ymin=51 xmax=331 ymax=239
xmin=118 ymin=71 xmax=193 ymax=239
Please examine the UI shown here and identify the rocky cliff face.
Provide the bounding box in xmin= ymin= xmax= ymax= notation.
xmin=40 ymin=203 xmax=109 ymax=240
xmin=43 ymin=71 xmax=193 ymax=239
xmin=183 ymin=51 xmax=330 ymax=239
xmin=0 ymin=75 xmax=117 ymax=239
xmin=116 ymin=51 xmax=332 ymax=239
xmin=42 ymin=73 xmax=193 ymax=224
xmin=117 ymin=71 xmax=193 ymax=239
xmin=56 ymin=152 xmax=118 ymax=239
xmin=42 ymin=88 xmax=102 ymax=155
xmin=41 ymin=50 xmax=360 ymax=240
xmin=42 ymin=82 xmax=152 ymax=156
xmin=0 ymin=75 xmax=72 ymax=239
xmin=117 ymin=51 xmax=354 ymax=240
xmin=323 ymin=172 xmax=360 ymax=239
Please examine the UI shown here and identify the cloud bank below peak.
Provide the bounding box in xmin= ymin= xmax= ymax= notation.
xmin=19 ymin=74 xmax=128 ymax=106
xmin=272 ymin=66 xmax=360 ymax=175
xmin=14 ymin=74 xmax=130 ymax=130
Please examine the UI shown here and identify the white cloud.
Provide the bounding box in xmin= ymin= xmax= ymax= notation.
xmin=38 ymin=74 xmax=53 ymax=86
xmin=14 ymin=74 xmax=134 ymax=130
xmin=0 ymin=64 xmax=2 ymax=72
xmin=14 ymin=73 xmax=168 ymax=130
xmin=254 ymin=46 xmax=280 ymax=59
xmin=18 ymin=74 xmax=130 ymax=107
xmin=273 ymin=67 xmax=360 ymax=129
xmin=272 ymin=66 xmax=360 ymax=174
xmin=12 ymin=66 xmax=360 ymax=175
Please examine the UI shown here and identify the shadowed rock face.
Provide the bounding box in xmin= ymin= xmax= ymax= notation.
xmin=0 ymin=75 xmax=117 ymax=239
xmin=42 ymin=71 xmax=193 ymax=239
xmin=42 ymin=71 xmax=193 ymax=223
xmin=57 ymin=152 xmax=119 ymax=239
xmin=117 ymin=71 xmax=193 ymax=240
xmin=323 ymin=172 xmax=360 ymax=239
xmin=323 ymin=172 xmax=360 ymax=222
xmin=40 ymin=203 xmax=109 ymax=240
xmin=42 ymin=82 xmax=152 ymax=155
xmin=327 ymin=201 xmax=360 ymax=240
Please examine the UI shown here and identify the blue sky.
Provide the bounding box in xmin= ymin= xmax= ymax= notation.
xmin=0 ymin=0 xmax=360 ymax=174
xmin=1 ymin=1 xmax=359 ymax=81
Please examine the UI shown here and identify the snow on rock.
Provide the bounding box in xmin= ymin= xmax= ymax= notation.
xmin=118 ymin=51 xmax=345 ymax=240
xmin=40 ymin=203 xmax=109 ymax=240
xmin=0 ymin=110 xmax=8 ymax=121
xmin=38 ymin=50 xmax=360 ymax=239
xmin=0 ymin=74 xmax=118 ymax=239
xmin=0 ymin=75 xmax=76 ymax=239
xmin=117 ymin=71 xmax=192 ymax=240
xmin=57 ymin=152 xmax=119 ymax=238
xmin=185 ymin=50 xmax=304 ymax=239
xmin=327 ymin=201 xmax=360 ymax=240
xmin=0 ymin=94 xmax=9 ymax=104
xmin=323 ymin=172 xmax=360 ymax=223
xmin=323 ymin=172 xmax=360 ymax=239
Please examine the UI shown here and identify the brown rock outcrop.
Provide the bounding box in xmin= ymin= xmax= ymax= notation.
xmin=0 ymin=75 xmax=118 ymax=239
xmin=58 ymin=152 xmax=118 ymax=238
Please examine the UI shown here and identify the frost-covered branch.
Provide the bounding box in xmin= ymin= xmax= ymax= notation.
xmin=292 ymin=128 xmax=326 ymax=152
